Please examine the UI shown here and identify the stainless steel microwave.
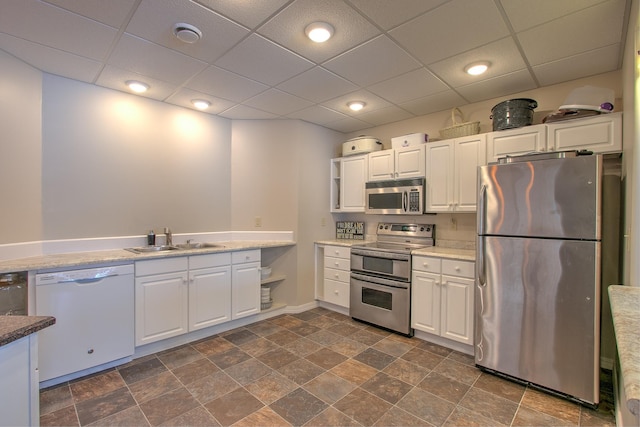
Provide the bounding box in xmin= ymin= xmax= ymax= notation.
xmin=365 ymin=178 xmax=424 ymax=215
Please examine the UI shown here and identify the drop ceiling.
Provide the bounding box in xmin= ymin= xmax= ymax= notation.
xmin=0 ymin=0 xmax=630 ymax=133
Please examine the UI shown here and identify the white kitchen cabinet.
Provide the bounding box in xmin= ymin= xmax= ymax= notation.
xmin=425 ymin=134 xmax=486 ymax=212
xmin=323 ymin=245 xmax=350 ymax=308
xmin=368 ymin=145 xmax=425 ymax=181
xmin=412 ymin=256 xmax=475 ymax=346
xmin=331 ymin=154 xmax=368 ymax=212
xmin=231 ymin=250 xmax=261 ymax=319
xmin=487 ymin=124 xmax=546 ymax=164
xmin=0 ymin=335 xmax=38 ymax=427
xmin=135 ymin=258 xmax=189 ymax=346
xmin=188 ymin=253 xmax=232 ymax=331
xmin=546 ymin=112 xmax=622 ymax=153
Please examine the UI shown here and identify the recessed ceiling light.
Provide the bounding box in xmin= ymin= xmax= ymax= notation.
xmin=173 ymin=23 xmax=202 ymax=44
xmin=348 ymin=101 xmax=365 ymax=111
xmin=465 ymin=61 xmax=490 ymax=76
xmin=126 ymin=80 xmax=149 ymax=93
xmin=191 ymin=99 xmax=210 ymax=110
xmin=305 ymin=22 xmax=334 ymax=43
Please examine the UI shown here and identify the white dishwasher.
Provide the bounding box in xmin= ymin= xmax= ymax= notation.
xmin=36 ymin=264 xmax=134 ymax=383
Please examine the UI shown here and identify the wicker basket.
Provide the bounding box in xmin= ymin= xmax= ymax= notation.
xmin=439 ymin=107 xmax=480 ymax=139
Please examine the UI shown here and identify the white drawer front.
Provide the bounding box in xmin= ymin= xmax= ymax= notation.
xmin=232 ymin=249 xmax=260 ymax=264
xmin=325 ymin=245 xmax=350 ymax=259
xmin=413 ymin=256 xmax=441 ymax=274
xmin=135 ymin=257 xmax=188 ymax=276
xmin=189 ymin=252 xmax=232 ymax=270
xmin=325 ymin=256 xmax=350 ymax=271
xmin=442 ymin=259 xmax=475 ymax=278
xmin=324 ymin=279 xmax=350 ymax=308
xmin=324 ymin=267 xmax=350 ymax=283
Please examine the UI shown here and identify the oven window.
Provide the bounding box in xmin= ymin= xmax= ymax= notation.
xmin=362 ymin=287 xmax=392 ymax=310
xmin=363 ymin=256 xmax=394 ymax=274
xmin=369 ymin=193 xmax=401 ymax=209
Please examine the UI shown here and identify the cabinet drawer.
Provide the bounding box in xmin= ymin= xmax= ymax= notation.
xmin=324 ymin=279 xmax=350 ymax=308
xmin=325 ymin=256 xmax=350 ymax=271
xmin=413 ymin=256 xmax=441 ymax=274
xmin=325 ymin=245 xmax=350 ymax=259
xmin=135 ymin=257 xmax=188 ymax=276
xmin=232 ymin=250 xmax=260 ymax=264
xmin=442 ymin=259 xmax=475 ymax=278
xmin=324 ymin=267 xmax=350 ymax=283
xmin=189 ymin=252 xmax=231 ymax=270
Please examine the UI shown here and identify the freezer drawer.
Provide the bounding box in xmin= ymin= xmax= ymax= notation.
xmin=475 ymin=236 xmax=600 ymax=404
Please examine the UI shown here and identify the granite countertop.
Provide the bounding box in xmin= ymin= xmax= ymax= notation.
xmin=316 ymin=240 xmax=475 ymax=261
xmin=609 ymin=285 xmax=640 ymax=416
xmin=0 ymin=240 xmax=295 ymax=274
xmin=0 ymin=316 xmax=55 ymax=347
xmin=315 ymin=239 xmax=375 ymax=247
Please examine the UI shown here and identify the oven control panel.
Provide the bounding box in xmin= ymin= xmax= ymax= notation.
xmin=377 ymin=223 xmax=433 ymax=238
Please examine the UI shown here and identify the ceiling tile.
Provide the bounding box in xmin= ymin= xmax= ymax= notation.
xmin=243 ymin=89 xmax=313 ymax=116
xmin=165 ymin=87 xmax=235 ymax=114
xmin=390 ymin=0 xmax=509 ymax=65
xmin=324 ymin=116 xmax=372 ymax=133
xmin=517 ymin=0 xmax=627 ymax=66
xmin=218 ymin=104 xmax=280 ymax=120
xmin=0 ymin=33 xmax=102 ymax=83
xmin=532 ymin=44 xmax=621 ymax=86
xmin=0 ymin=0 xmax=118 ymax=60
xmin=399 ymin=90 xmax=467 ymax=117
xmin=286 ymin=105 xmax=347 ymax=125
xmin=276 ymin=67 xmax=357 ymax=102
xmin=214 ymin=34 xmax=314 ymax=86
xmin=321 ymin=89 xmax=392 ymax=116
xmin=194 ymin=0 xmax=291 ymax=28
xmin=456 ymin=69 xmax=537 ymax=104
xmin=43 ymin=0 xmax=138 ymax=28
xmin=429 ymin=37 xmax=527 ymax=88
xmin=366 ymin=68 xmax=448 ymax=104
xmin=356 ymin=106 xmax=415 ymax=127
xmin=500 ymin=0 xmax=607 ymax=32
xmin=95 ymin=65 xmax=179 ymax=101
xmin=108 ymin=34 xmax=208 ymax=85
xmin=258 ymin=0 xmax=380 ymax=63
xmin=323 ymin=35 xmax=422 ymax=86
xmin=125 ymin=0 xmax=249 ymax=63
xmin=348 ymin=0 xmax=448 ymax=30
xmin=187 ymin=65 xmax=269 ymax=103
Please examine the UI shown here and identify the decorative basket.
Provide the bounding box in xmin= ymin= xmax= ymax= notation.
xmin=439 ymin=107 xmax=480 ymax=139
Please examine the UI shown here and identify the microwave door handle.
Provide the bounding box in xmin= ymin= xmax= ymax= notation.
xmin=403 ymin=191 xmax=408 ymax=213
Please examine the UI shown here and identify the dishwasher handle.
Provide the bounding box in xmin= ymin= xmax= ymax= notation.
xmin=36 ymin=264 xmax=134 ymax=285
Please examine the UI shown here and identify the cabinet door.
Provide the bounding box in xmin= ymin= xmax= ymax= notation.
xmin=411 ymin=270 xmax=441 ymax=334
xmin=395 ymin=145 xmax=425 ymax=179
xmin=425 ymin=141 xmax=454 ymax=212
xmin=440 ymin=275 xmax=474 ymax=345
xmin=487 ymin=124 xmax=546 ymax=163
xmin=454 ymin=134 xmax=486 ymax=212
xmin=340 ymin=154 xmax=368 ymax=212
xmin=189 ymin=266 xmax=232 ymax=331
xmin=232 ymin=262 xmax=261 ymax=319
xmin=547 ymin=112 xmax=622 ymax=153
xmin=324 ymin=278 xmax=350 ymax=308
xmin=368 ymin=150 xmax=395 ymax=181
xmin=135 ymin=272 xmax=188 ymax=346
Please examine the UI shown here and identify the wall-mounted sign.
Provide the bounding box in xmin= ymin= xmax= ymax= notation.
xmin=336 ymin=221 xmax=365 ymax=240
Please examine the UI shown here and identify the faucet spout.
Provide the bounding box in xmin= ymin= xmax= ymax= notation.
xmin=164 ymin=227 xmax=172 ymax=246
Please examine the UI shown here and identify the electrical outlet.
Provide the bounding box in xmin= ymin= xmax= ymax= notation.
xmin=255 ymin=217 xmax=262 ymax=227
xmin=321 ymin=217 xmax=326 ymax=227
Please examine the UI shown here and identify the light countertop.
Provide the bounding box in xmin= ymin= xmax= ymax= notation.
xmin=0 ymin=240 xmax=295 ymax=274
xmin=316 ymin=240 xmax=475 ymax=261
xmin=609 ymin=285 xmax=640 ymax=416
xmin=0 ymin=316 xmax=55 ymax=348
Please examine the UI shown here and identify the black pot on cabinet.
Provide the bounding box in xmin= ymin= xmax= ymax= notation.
xmin=490 ymin=98 xmax=538 ymax=131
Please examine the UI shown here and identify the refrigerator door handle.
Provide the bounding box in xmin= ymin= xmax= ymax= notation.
xmin=477 ymin=236 xmax=485 ymax=287
xmin=477 ymin=184 xmax=487 ymax=236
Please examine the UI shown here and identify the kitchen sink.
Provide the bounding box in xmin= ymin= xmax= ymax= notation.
xmin=175 ymin=242 xmax=224 ymax=250
xmin=125 ymin=245 xmax=180 ymax=254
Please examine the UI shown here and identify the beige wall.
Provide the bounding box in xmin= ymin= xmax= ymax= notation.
xmin=0 ymin=51 xmax=43 ymax=244
xmin=41 ymin=74 xmax=232 ymax=239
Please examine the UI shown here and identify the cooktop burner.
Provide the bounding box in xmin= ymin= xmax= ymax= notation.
xmin=352 ymin=222 xmax=435 ymax=254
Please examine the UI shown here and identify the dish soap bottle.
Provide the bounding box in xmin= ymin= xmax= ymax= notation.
xmin=147 ymin=230 xmax=155 ymax=246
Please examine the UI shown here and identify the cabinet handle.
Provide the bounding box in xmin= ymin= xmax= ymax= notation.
xmin=334 ymin=274 xmax=339 ymax=278
xmin=334 ymin=290 xmax=339 ymax=295
xmin=435 ymin=281 xmax=440 ymax=286
xmin=87 ymin=349 xmax=94 ymax=354
xmin=455 ymin=266 xmax=461 ymax=271
xmin=423 ymin=263 xmax=429 ymax=268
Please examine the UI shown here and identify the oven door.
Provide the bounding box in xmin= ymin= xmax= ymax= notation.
xmin=351 ymin=251 xmax=410 ymax=280
xmin=350 ymin=272 xmax=412 ymax=336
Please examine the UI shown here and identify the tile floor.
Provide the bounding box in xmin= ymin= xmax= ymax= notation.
xmin=40 ymin=308 xmax=616 ymax=426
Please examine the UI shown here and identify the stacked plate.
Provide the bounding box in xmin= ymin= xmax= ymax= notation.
xmin=261 ymin=286 xmax=272 ymax=310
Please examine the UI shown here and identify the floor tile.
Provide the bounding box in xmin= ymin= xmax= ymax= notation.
xmin=307 ymin=315 xmax=341 ymax=330
xmin=333 ymin=387 xmax=392 ymax=426
xmin=233 ymin=405 xmax=292 ymax=426
xmin=224 ymin=357 xmax=272 ymax=385
xmin=269 ymin=314 xmax=305 ymax=329
xmin=204 ymin=387 xmax=264 ymax=426
xmin=128 ymin=370 xmax=183 ymax=404
xmin=372 ymin=336 xmax=414 ymax=357
xmin=185 ymin=370 xmax=240 ymax=404
xmin=40 ymin=404 xmax=79 ymax=427
xmin=303 ymin=371 xmax=357 ymax=404
xmin=138 ymin=387 xmax=200 ymax=426
xmin=239 ymin=336 xmax=281 ymax=357
xmin=417 ymin=371 xmax=470 ymax=404
xmin=473 ymin=371 xmax=526 ymax=403
xmin=305 ymin=347 xmax=348 ymax=370
xmin=269 ymin=387 xmax=327 ymax=426
xmin=156 ymin=345 xmax=203 ymax=370
xmin=288 ymin=322 xmax=321 ymax=337
xmin=353 ymin=347 xmax=396 ymax=370
xmin=448 ymin=350 xmax=475 ymax=366
xmin=264 ymin=329 xmax=301 ymax=346
xmin=172 ymin=357 xmax=219 ymax=385
xmin=458 ymin=387 xmax=519 ymax=426
xmin=277 ymin=358 xmax=325 ymax=385
xmin=118 ymin=357 xmax=167 ymax=385
xmin=86 ymin=405 xmax=150 ymax=426
xmin=512 ymin=405 xmax=575 ymax=426
xmin=222 ymin=328 xmax=259 ymax=346
xmin=331 ymin=359 xmax=378 ymax=385
xmin=192 ymin=336 xmax=235 ymax=357
xmin=397 ymin=387 xmax=456 ymax=426
xmin=305 ymin=407 xmax=361 ymax=426
xmin=349 ymin=328 xmax=385 ymax=346
xmin=291 ymin=310 xmax=320 ymax=322
xmin=520 ymin=387 xmax=581 ymax=424
xmin=69 ymin=370 xmax=126 ymax=404
xmin=327 ymin=323 xmax=361 ymax=337
xmin=415 ymin=340 xmax=453 ymax=357
xmin=257 ymin=347 xmax=299 ymax=370
xmin=245 ymin=320 xmax=285 ymax=337
xmin=579 ymin=406 xmax=616 ymax=426
xmin=208 ymin=346 xmax=252 ymax=370
xmin=373 ymin=406 xmax=430 ymax=426
xmin=245 ymin=371 xmax=299 ymax=405
xmin=40 ymin=383 xmax=74 ymax=416
xmin=75 ymin=386 xmax=137 ymax=426
xmin=432 ymin=357 xmax=480 ymax=385
xmin=361 ymin=372 xmax=413 ymax=404
xmin=401 ymin=347 xmax=445 ymax=370
xmin=443 ymin=405 xmax=501 ymax=427
xmin=282 ymin=336 xmax=323 ymax=357
xmin=306 ymin=329 xmax=343 ymax=346
xmin=159 ymin=406 xmax=221 ymax=427
xmin=327 ymin=337 xmax=368 ymax=357
xmin=382 ymin=358 xmax=430 ymax=386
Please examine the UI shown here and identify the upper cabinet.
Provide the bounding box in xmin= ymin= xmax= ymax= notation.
xmin=368 ymin=145 xmax=426 ymax=182
xmin=330 ymin=154 xmax=368 ymax=213
xmin=425 ymin=134 xmax=486 ymax=213
xmin=487 ymin=113 xmax=622 ymax=163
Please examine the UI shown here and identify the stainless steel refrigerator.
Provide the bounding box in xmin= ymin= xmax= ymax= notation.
xmin=475 ymin=151 xmax=604 ymax=405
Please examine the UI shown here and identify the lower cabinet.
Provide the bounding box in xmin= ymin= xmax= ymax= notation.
xmin=412 ymin=256 xmax=475 ymax=345
xmin=0 ymin=335 xmax=38 ymax=427
xmin=135 ymin=250 xmax=261 ymax=346
xmin=323 ymin=245 xmax=350 ymax=308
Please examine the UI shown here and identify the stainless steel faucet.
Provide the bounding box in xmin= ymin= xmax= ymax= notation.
xmin=164 ymin=227 xmax=172 ymax=246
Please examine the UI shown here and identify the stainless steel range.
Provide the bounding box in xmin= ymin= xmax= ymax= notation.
xmin=350 ymin=223 xmax=435 ymax=336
